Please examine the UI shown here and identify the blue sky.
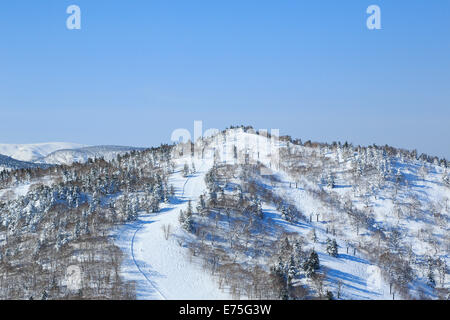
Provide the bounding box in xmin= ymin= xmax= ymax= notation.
xmin=0 ymin=1 xmax=449 ymax=158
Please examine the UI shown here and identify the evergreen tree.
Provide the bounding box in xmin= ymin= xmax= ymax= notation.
xmin=326 ymin=290 xmax=334 ymax=300
xmin=303 ymin=250 xmax=320 ymax=278
xmin=187 ymin=200 xmax=193 ymax=216
xmin=327 ymin=173 xmax=335 ymax=189
xmin=183 ymin=163 xmax=190 ymax=177
xmin=427 ymin=258 xmax=436 ymax=287
xmin=178 ymin=209 xmax=185 ymax=224
xmin=287 ymin=255 xmax=297 ymax=285
xmin=182 ymin=213 xmax=193 ymax=232
xmin=326 ymin=238 xmax=338 ymax=257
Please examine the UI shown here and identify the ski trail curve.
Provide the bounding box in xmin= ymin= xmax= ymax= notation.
xmin=129 ymin=160 xmax=206 ymax=299
xmin=130 ymin=223 xmax=167 ymax=300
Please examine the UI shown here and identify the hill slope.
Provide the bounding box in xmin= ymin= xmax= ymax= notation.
xmin=0 ymin=127 xmax=448 ymax=300
xmin=37 ymin=146 xmax=145 ymax=165
xmin=116 ymin=128 xmax=449 ymax=300
xmin=0 ymin=142 xmax=85 ymax=162
xmin=0 ymin=154 xmax=51 ymax=171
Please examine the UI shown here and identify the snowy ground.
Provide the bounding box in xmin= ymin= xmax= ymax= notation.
xmin=115 ymin=130 xmax=401 ymax=300
xmin=114 ymin=158 xmax=233 ymax=300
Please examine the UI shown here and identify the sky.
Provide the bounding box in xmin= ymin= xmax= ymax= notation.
xmin=0 ymin=0 xmax=449 ymax=158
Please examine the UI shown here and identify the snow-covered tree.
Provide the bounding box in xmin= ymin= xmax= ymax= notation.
xmin=183 ymin=163 xmax=190 ymax=177
xmin=303 ymin=250 xmax=320 ymax=278
xmin=326 ymin=238 xmax=338 ymax=257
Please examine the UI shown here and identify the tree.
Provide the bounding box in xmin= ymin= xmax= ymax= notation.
xmin=326 ymin=290 xmax=334 ymax=300
xmin=178 ymin=209 xmax=185 ymax=224
xmin=395 ymin=169 xmax=403 ymax=184
xmin=150 ymin=194 xmax=160 ymax=213
xmin=309 ymin=229 xmax=318 ymax=243
xmin=183 ymin=163 xmax=190 ymax=177
xmin=326 ymin=238 xmax=338 ymax=257
xmin=443 ymin=172 xmax=450 ymax=187
xmin=187 ymin=200 xmax=193 ymax=216
xmin=419 ymin=165 xmax=428 ymax=181
xmin=327 ymin=173 xmax=335 ymax=189
xmin=303 ymin=250 xmax=320 ymax=278
xmin=427 ymin=257 xmax=436 ymax=288
xmin=287 ymin=255 xmax=297 ymax=285
xmin=182 ymin=204 xmax=194 ymax=233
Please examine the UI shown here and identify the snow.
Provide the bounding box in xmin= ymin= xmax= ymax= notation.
xmin=114 ymin=158 xmax=233 ymax=300
xmin=38 ymin=146 xmax=144 ymax=165
xmin=0 ymin=142 xmax=85 ymax=162
xmin=115 ymin=128 xmax=448 ymax=299
xmin=4 ymin=128 xmax=445 ymax=299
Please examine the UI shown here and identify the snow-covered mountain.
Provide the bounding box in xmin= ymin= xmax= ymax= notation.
xmin=0 ymin=154 xmax=49 ymax=171
xmin=117 ymin=128 xmax=450 ymax=300
xmin=0 ymin=142 xmax=85 ymax=162
xmin=0 ymin=127 xmax=448 ymax=300
xmin=37 ymin=145 xmax=146 ymax=165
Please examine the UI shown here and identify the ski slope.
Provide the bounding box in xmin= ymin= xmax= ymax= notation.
xmin=115 ymin=157 xmax=233 ymax=300
xmin=115 ymin=129 xmax=405 ymax=299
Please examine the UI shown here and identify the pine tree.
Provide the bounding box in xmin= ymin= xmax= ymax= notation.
xmin=199 ymin=194 xmax=206 ymax=210
xmin=187 ymin=200 xmax=193 ymax=215
xmin=309 ymin=228 xmax=318 ymax=243
xmin=183 ymin=163 xmax=190 ymax=177
xmin=150 ymin=194 xmax=160 ymax=213
xmin=327 ymin=173 xmax=335 ymax=189
xmin=287 ymin=255 xmax=297 ymax=285
xmin=280 ymin=237 xmax=291 ymax=254
xmin=443 ymin=172 xmax=450 ymax=187
xmin=303 ymin=250 xmax=320 ymax=278
xmin=326 ymin=290 xmax=334 ymax=300
xmin=395 ymin=169 xmax=403 ymax=184
xmin=326 ymin=238 xmax=338 ymax=257
xmin=182 ymin=213 xmax=193 ymax=232
xmin=427 ymin=258 xmax=436 ymax=287
xmin=178 ymin=209 xmax=185 ymax=224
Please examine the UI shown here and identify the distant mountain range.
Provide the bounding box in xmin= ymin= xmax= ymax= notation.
xmin=0 ymin=142 xmax=86 ymax=162
xmin=0 ymin=143 xmax=144 ymax=170
xmin=0 ymin=154 xmax=50 ymax=171
xmin=36 ymin=146 xmax=146 ymax=165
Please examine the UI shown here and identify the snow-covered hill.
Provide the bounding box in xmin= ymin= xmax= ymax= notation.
xmin=0 ymin=127 xmax=448 ymax=300
xmin=117 ymin=127 xmax=449 ymax=300
xmin=0 ymin=142 xmax=85 ymax=162
xmin=37 ymin=146 xmax=145 ymax=165
xmin=0 ymin=154 xmax=49 ymax=171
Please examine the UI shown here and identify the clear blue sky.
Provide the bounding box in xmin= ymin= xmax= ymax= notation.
xmin=0 ymin=1 xmax=449 ymax=158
